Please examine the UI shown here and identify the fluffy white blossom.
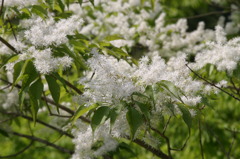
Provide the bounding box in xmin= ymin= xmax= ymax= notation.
xmin=194 ymin=27 xmax=240 ymax=72
xmin=1 ymin=89 xmax=18 ymax=109
xmin=2 ymin=0 xmax=38 ymax=7
xmin=79 ymin=48 xmax=136 ymax=105
xmin=32 ymin=48 xmax=72 ymax=74
xmin=23 ymin=15 xmax=84 ymax=46
xmin=71 ymin=121 xmax=118 ymax=159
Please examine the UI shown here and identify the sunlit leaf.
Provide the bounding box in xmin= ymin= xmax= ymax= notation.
xmin=91 ymin=106 xmax=110 ymax=132
xmin=126 ymin=107 xmax=144 ymax=139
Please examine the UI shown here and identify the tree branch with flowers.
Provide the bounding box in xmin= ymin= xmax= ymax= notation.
xmin=0 ymin=0 xmax=240 ymax=159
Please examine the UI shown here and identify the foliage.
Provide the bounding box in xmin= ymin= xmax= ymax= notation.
xmin=0 ymin=0 xmax=240 ymax=159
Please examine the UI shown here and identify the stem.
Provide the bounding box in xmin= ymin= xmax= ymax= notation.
xmin=130 ymin=137 xmax=171 ymax=159
xmin=42 ymin=96 xmax=90 ymax=123
xmin=163 ymin=116 xmax=171 ymax=134
xmin=0 ymin=0 xmax=4 ymax=17
xmin=1 ymin=111 xmax=74 ymax=138
xmin=0 ymin=141 xmax=33 ymax=158
xmin=186 ymin=64 xmax=240 ymax=101
xmin=150 ymin=126 xmax=172 ymax=158
xmin=0 ymin=36 xmax=19 ymax=54
xmin=10 ymin=131 xmax=74 ymax=154
xmin=51 ymin=74 xmax=83 ymax=95
xmin=186 ymin=10 xmax=231 ymax=20
xmin=199 ymin=119 xmax=204 ymax=159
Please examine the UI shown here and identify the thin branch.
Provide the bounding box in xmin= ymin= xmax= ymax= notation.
xmin=0 ymin=140 xmax=33 ymax=158
xmin=0 ymin=84 xmax=11 ymax=90
xmin=199 ymin=119 xmax=204 ymax=159
xmin=0 ymin=115 xmax=18 ymax=124
xmin=52 ymin=75 xmax=83 ymax=95
xmin=127 ymin=137 xmax=171 ymax=159
xmin=0 ymin=77 xmax=90 ymax=123
xmin=42 ymin=96 xmax=90 ymax=123
xmin=169 ymin=131 xmax=190 ymax=151
xmin=1 ymin=111 xmax=73 ymax=138
xmin=0 ymin=36 xmax=19 ymax=54
xmin=0 ymin=0 xmax=4 ymax=17
xmin=186 ymin=64 xmax=240 ymax=101
xmin=227 ymin=131 xmax=236 ymax=159
xmin=10 ymin=131 xmax=74 ymax=154
xmin=49 ymin=113 xmax=72 ymax=118
xmin=230 ymin=78 xmax=240 ymax=95
xmin=163 ymin=116 xmax=171 ymax=135
xmin=41 ymin=96 xmax=74 ymax=115
xmin=186 ymin=10 xmax=231 ymax=20
xmin=25 ymin=115 xmax=73 ymax=138
xmin=0 ymin=78 xmax=21 ymax=89
xmin=150 ymin=126 xmax=172 ymax=158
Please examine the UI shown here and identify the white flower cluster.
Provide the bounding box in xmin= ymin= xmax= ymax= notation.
xmin=193 ymin=26 xmax=240 ymax=72
xmin=68 ymin=0 xmax=218 ymax=57
xmin=71 ymin=121 xmax=119 ymax=159
xmin=80 ymin=49 xmax=206 ymax=112
xmin=32 ymin=48 xmax=72 ymax=74
xmin=79 ymin=48 xmax=137 ymax=105
xmin=22 ymin=15 xmax=84 ymax=46
xmin=0 ymin=13 xmax=84 ymax=74
xmin=0 ymin=88 xmax=18 ymax=109
xmin=74 ymin=19 xmax=240 ymax=157
xmin=1 ymin=0 xmax=38 ymax=8
xmin=74 ymin=49 xmax=210 ymax=158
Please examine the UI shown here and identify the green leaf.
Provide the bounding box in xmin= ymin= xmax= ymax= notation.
xmin=0 ymin=129 xmax=9 ymax=137
xmin=151 ymin=0 xmax=155 ymax=9
xmin=157 ymin=80 xmax=184 ymax=103
xmin=126 ymin=107 xmax=144 ymax=139
xmin=13 ymin=61 xmax=24 ymax=84
xmin=21 ymin=8 xmax=32 ymax=17
xmin=31 ymin=5 xmax=48 ymax=18
xmin=89 ymin=0 xmax=94 ymax=6
xmin=72 ymin=104 xmax=98 ymax=123
xmin=13 ymin=60 xmax=37 ymax=88
xmin=0 ymin=54 xmax=18 ymax=69
xmin=109 ymin=108 xmax=118 ymax=129
xmin=135 ymin=101 xmax=151 ymax=122
xmin=141 ymin=0 xmax=146 ymax=5
xmin=132 ymin=92 xmax=149 ymax=99
xmin=52 ymin=73 xmax=68 ymax=92
xmin=19 ymin=90 xmax=26 ymax=111
xmin=145 ymin=85 xmax=154 ymax=98
xmin=77 ymin=0 xmax=83 ymax=6
xmin=16 ymin=61 xmax=38 ymax=110
xmin=177 ymin=103 xmax=192 ymax=130
xmin=46 ymin=0 xmax=55 ymax=9
xmin=19 ymin=61 xmax=38 ymax=91
xmin=65 ymin=0 xmax=69 ymax=9
xmin=144 ymin=85 xmax=156 ymax=110
xmin=91 ymin=106 xmax=110 ymax=132
xmin=104 ymin=35 xmax=123 ymax=41
xmin=29 ymin=78 xmax=44 ymax=123
xmin=57 ymin=0 xmax=65 ymax=12
xmin=45 ymin=75 xmax=61 ymax=112
xmin=166 ymin=102 xmax=175 ymax=116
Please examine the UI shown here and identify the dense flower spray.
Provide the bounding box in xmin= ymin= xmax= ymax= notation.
xmin=0 ymin=0 xmax=240 ymax=159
